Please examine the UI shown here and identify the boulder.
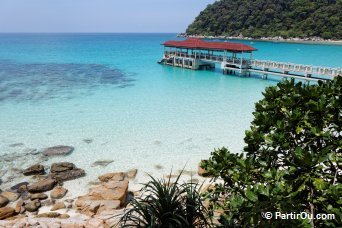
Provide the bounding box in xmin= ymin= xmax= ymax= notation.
xmin=89 ymin=180 xmax=128 ymax=205
xmin=50 ymin=186 xmax=68 ymax=199
xmin=0 ymin=195 xmax=9 ymax=207
xmin=49 ymin=162 xmax=85 ymax=182
xmin=50 ymin=162 xmax=75 ymax=173
xmin=98 ymin=172 xmax=125 ymax=182
xmin=51 ymin=202 xmax=66 ymax=211
xmin=1 ymin=191 xmax=20 ymax=202
xmin=24 ymin=200 xmax=41 ymax=212
xmin=42 ymin=146 xmax=74 ymax=157
xmin=126 ymin=169 xmax=138 ymax=179
xmin=30 ymin=193 xmax=48 ymax=200
xmin=10 ymin=182 xmax=29 ymax=193
xmin=0 ymin=207 xmax=16 ymax=219
xmin=50 ymin=169 xmax=85 ymax=182
xmin=28 ymin=178 xmax=57 ymax=193
xmin=23 ymin=164 xmax=45 ymax=176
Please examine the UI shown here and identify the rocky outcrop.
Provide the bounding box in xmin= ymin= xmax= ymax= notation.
xmin=49 ymin=162 xmax=85 ymax=182
xmin=0 ymin=195 xmax=9 ymax=208
xmin=75 ymin=172 xmax=129 ymax=218
xmin=27 ymin=178 xmax=57 ymax=193
xmin=89 ymin=180 xmax=128 ymax=205
xmin=0 ymin=207 xmax=16 ymax=220
xmin=50 ymin=186 xmax=68 ymax=199
xmin=23 ymin=164 xmax=45 ymax=176
xmin=0 ymin=192 xmax=19 ymax=202
xmin=42 ymin=146 xmax=74 ymax=157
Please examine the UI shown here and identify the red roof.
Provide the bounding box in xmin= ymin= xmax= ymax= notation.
xmin=162 ymin=38 xmax=257 ymax=52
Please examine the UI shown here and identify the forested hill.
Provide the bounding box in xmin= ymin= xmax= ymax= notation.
xmin=186 ymin=0 xmax=342 ymax=40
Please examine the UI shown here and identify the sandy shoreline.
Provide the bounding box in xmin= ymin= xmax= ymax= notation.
xmin=178 ymin=34 xmax=342 ymax=45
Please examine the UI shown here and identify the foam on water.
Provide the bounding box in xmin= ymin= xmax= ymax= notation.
xmin=0 ymin=34 xmax=341 ymax=195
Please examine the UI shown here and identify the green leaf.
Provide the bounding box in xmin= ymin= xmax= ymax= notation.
xmin=245 ymin=189 xmax=258 ymax=202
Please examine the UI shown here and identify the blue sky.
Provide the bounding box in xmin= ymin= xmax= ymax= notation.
xmin=0 ymin=0 xmax=216 ymax=33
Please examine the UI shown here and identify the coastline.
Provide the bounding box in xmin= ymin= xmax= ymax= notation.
xmin=178 ymin=34 xmax=342 ymax=45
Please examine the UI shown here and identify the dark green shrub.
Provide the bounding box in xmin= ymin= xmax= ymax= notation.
xmin=202 ymin=78 xmax=342 ymax=227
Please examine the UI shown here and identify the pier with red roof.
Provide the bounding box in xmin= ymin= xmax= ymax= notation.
xmin=159 ymin=38 xmax=341 ymax=81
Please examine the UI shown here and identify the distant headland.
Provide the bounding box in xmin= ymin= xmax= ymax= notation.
xmin=185 ymin=0 xmax=342 ymax=44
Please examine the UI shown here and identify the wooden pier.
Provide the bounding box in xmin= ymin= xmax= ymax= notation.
xmin=159 ymin=38 xmax=341 ymax=81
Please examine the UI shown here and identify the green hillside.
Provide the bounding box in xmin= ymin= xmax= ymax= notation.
xmin=186 ymin=0 xmax=342 ymax=40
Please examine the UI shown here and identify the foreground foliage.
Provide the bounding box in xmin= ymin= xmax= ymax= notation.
xmin=202 ymin=78 xmax=341 ymax=227
xmin=120 ymin=173 xmax=210 ymax=227
xmin=186 ymin=0 xmax=342 ymax=39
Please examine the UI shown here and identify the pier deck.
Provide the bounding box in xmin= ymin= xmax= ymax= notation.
xmin=160 ymin=38 xmax=341 ymax=81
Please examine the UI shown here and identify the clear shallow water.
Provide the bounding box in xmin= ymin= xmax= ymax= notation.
xmin=0 ymin=34 xmax=341 ymax=193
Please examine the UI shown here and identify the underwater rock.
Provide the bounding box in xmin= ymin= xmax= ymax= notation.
xmin=10 ymin=182 xmax=29 ymax=193
xmin=23 ymin=164 xmax=45 ymax=176
xmin=126 ymin=169 xmax=138 ymax=179
xmin=91 ymin=160 xmax=114 ymax=167
xmin=83 ymin=139 xmax=93 ymax=144
xmin=42 ymin=146 xmax=74 ymax=157
xmin=50 ymin=202 xmax=66 ymax=211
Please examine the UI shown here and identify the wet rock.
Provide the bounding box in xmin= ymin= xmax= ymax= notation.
xmin=49 ymin=162 xmax=85 ymax=182
xmin=24 ymin=200 xmax=41 ymax=212
xmin=10 ymin=182 xmax=29 ymax=193
xmin=51 ymin=202 xmax=66 ymax=211
xmin=28 ymin=178 xmax=57 ymax=193
xmin=40 ymin=199 xmax=54 ymax=207
xmin=42 ymin=146 xmax=74 ymax=157
xmin=91 ymin=160 xmax=114 ymax=167
xmin=50 ymin=186 xmax=68 ymax=199
xmin=126 ymin=169 xmax=138 ymax=179
xmin=50 ymin=169 xmax=85 ymax=182
xmin=50 ymin=162 xmax=75 ymax=173
xmin=30 ymin=193 xmax=48 ymax=200
xmin=23 ymin=164 xmax=45 ymax=176
xmin=0 ymin=195 xmax=9 ymax=207
xmin=0 ymin=207 xmax=16 ymax=219
xmin=1 ymin=191 xmax=20 ymax=202
xmin=98 ymin=172 xmax=125 ymax=182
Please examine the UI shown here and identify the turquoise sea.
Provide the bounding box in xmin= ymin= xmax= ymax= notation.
xmin=0 ymin=34 xmax=341 ymax=193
